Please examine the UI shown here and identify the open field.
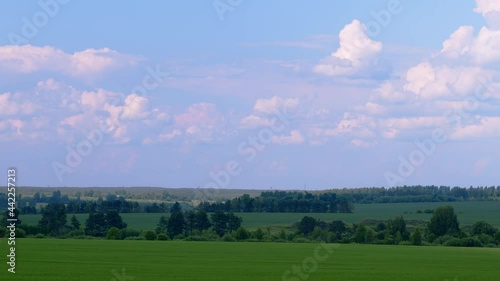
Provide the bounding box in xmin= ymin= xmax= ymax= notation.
xmin=1 ymin=239 xmax=499 ymax=280
xmin=19 ymin=201 xmax=500 ymax=230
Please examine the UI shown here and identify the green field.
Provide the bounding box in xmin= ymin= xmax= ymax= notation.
xmin=19 ymin=201 xmax=500 ymax=230
xmin=0 ymin=239 xmax=498 ymax=280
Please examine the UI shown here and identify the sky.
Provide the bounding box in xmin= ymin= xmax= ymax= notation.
xmin=0 ymin=0 xmax=499 ymax=189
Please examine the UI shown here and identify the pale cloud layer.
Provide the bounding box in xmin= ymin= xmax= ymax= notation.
xmin=0 ymin=45 xmax=137 ymax=77
xmin=1 ymin=0 xmax=499 ymax=187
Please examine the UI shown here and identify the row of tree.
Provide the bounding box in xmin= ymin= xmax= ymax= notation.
xmin=293 ymin=206 xmax=500 ymax=247
xmin=198 ymin=192 xmax=354 ymax=213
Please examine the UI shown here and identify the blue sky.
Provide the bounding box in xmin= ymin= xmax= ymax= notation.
xmin=1 ymin=0 xmax=499 ymax=189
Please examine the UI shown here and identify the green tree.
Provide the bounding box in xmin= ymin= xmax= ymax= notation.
xmin=144 ymin=230 xmax=157 ymax=240
xmin=85 ymin=212 xmax=107 ymax=237
xmin=155 ymin=216 xmax=168 ymax=234
xmin=298 ymin=216 xmax=318 ymax=236
xmin=254 ymin=228 xmax=264 ymax=241
xmin=170 ymin=202 xmax=182 ymax=213
xmin=428 ymin=206 xmax=459 ymax=237
xmin=354 ymin=224 xmax=368 ymax=243
xmin=387 ymin=216 xmax=410 ymax=240
xmin=234 ymin=227 xmax=250 ymax=241
xmin=211 ymin=211 xmax=228 ymax=237
xmin=38 ymin=202 xmax=67 ymax=236
xmin=105 ymin=210 xmax=127 ymax=229
xmin=330 ymin=220 xmax=346 ymax=239
xmin=471 ymin=221 xmax=497 ymax=236
xmin=194 ymin=210 xmax=211 ymax=231
xmin=410 ymin=227 xmax=422 ymax=246
xmin=106 ymin=227 xmax=120 ymax=240
xmin=167 ymin=212 xmax=185 ymax=238
xmin=227 ymin=212 xmax=242 ymax=232
xmin=70 ymin=215 xmax=81 ymax=230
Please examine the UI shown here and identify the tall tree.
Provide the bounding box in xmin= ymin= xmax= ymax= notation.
xmin=155 ymin=216 xmax=169 ymax=234
xmin=298 ymin=216 xmax=318 ymax=236
xmin=105 ymin=210 xmax=127 ymax=229
xmin=167 ymin=212 xmax=185 ymax=238
xmin=39 ymin=202 xmax=67 ymax=236
xmin=70 ymin=215 xmax=81 ymax=230
xmin=194 ymin=210 xmax=211 ymax=231
xmin=428 ymin=205 xmax=459 ymax=236
xmin=211 ymin=211 xmax=228 ymax=237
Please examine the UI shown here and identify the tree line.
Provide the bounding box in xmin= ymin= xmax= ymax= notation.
xmin=291 ymin=206 xmax=500 ymax=248
xmin=198 ymin=191 xmax=354 ymax=213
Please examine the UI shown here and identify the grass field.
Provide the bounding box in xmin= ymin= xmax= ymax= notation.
xmin=19 ymin=201 xmax=500 ymax=230
xmin=0 ymin=239 xmax=499 ymax=280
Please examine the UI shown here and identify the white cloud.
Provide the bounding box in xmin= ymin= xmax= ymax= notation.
xmin=440 ymin=26 xmax=474 ymax=59
xmin=450 ymin=116 xmax=500 ymax=140
xmin=404 ymin=64 xmax=489 ymax=100
xmin=438 ymin=26 xmax=500 ymax=64
xmin=121 ymin=94 xmax=150 ymax=120
xmin=174 ymin=103 xmax=225 ymax=142
xmin=254 ymin=96 xmax=299 ymax=115
xmin=474 ymin=0 xmax=500 ymax=16
xmin=350 ymin=139 xmax=377 ymax=148
xmin=240 ymin=115 xmax=272 ymax=128
xmin=0 ymin=45 xmax=137 ymax=77
xmin=371 ymin=81 xmax=409 ymax=103
xmin=313 ymin=20 xmax=383 ymax=77
xmin=0 ymin=92 xmax=36 ymax=115
xmin=272 ymin=130 xmax=305 ymax=144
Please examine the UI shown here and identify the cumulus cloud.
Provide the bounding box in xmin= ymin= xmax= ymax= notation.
xmin=0 ymin=92 xmax=37 ymax=115
xmin=0 ymin=45 xmax=137 ymax=77
xmin=350 ymin=139 xmax=377 ymax=148
xmin=240 ymin=115 xmax=273 ymax=128
xmin=313 ymin=20 xmax=383 ymax=77
xmin=272 ymin=130 xmax=305 ymax=144
xmin=474 ymin=0 xmax=500 ymax=28
xmin=450 ymin=116 xmax=500 ymax=140
xmin=438 ymin=26 xmax=500 ymax=64
xmin=254 ymin=96 xmax=299 ymax=115
xmin=404 ymin=63 xmax=489 ymax=100
xmin=174 ymin=103 xmax=225 ymax=142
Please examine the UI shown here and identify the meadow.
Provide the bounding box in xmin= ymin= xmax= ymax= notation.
xmin=19 ymin=201 xmax=500 ymax=230
xmin=0 ymin=239 xmax=498 ymax=280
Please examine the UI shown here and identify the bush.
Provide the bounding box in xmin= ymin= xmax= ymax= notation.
xmin=234 ymin=227 xmax=250 ymax=241
xmin=445 ymin=237 xmax=483 ymax=247
xmin=201 ymin=229 xmax=219 ymax=241
xmin=124 ymin=236 xmax=144 ymax=240
xmin=17 ymin=224 xmax=42 ymax=236
xmin=119 ymin=228 xmax=141 ymax=240
xmin=476 ymin=233 xmax=494 ymax=245
xmin=245 ymin=238 xmax=261 ymax=243
xmin=66 ymin=229 xmax=85 ymax=238
xmin=157 ymin=233 xmax=169 ymax=241
xmin=434 ymin=235 xmax=455 ymax=245
xmin=222 ymin=233 xmax=235 ymax=242
xmin=16 ymin=228 xmax=26 ymax=238
xmin=183 ymin=236 xmax=207 ymax=241
xmin=495 ymin=231 xmax=500 ymax=244
xmin=292 ymin=237 xmax=311 ymax=243
xmin=273 ymin=239 xmax=288 ymax=243
xmin=398 ymin=241 xmax=412 ymax=246
xmin=144 ymin=230 xmax=157 ymax=241
xmin=106 ymin=227 xmax=121 ymax=240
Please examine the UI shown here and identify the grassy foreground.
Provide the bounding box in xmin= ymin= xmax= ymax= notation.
xmin=1 ymin=239 xmax=499 ymax=280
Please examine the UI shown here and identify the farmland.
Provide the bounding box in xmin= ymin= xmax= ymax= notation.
xmin=1 ymin=239 xmax=498 ymax=281
xmin=19 ymin=201 xmax=500 ymax=231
